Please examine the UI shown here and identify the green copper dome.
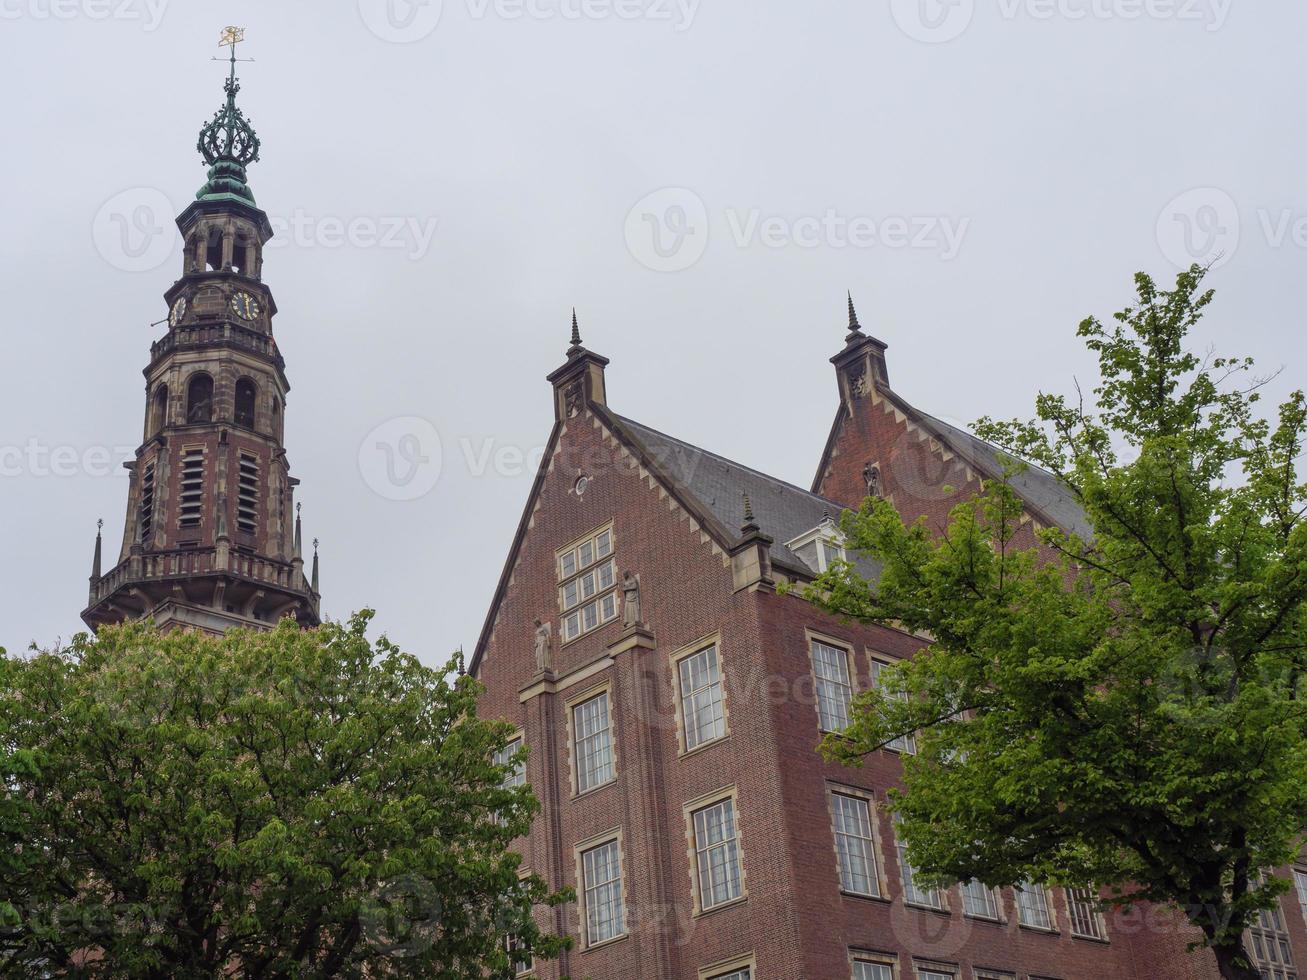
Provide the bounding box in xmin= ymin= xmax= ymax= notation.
xmin=195 ymin=68 xmax=260 ymax=205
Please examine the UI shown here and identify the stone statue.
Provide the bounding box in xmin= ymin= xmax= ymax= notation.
xmin=533 ymin=620 xmax=552 ymax=673
xmin=622 ymin=571 xmax=642 ymax=628
xmin=863 ymin=462 xmax=881 ymax=498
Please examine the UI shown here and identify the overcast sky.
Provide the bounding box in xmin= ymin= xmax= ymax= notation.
xmin=2 ymin=0 xmax=1304 ymax=664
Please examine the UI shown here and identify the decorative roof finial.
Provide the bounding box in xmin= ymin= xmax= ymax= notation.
xmin=196 ymin=26 xmax=261 ymax=204
xmin=741 ymin=492 xmax=760 ymax=535
xmin=568 ymin=308 xmax=583 ymax=355
xmin=846 ymin=291 xmax=866 ymax=342
xmin=293 ymin=501 xmax=303 ymax=560
xmin=90 ymin=518 xmax=104 ymax=583
xmin=311 ymin=538 xmax=320 ymax=594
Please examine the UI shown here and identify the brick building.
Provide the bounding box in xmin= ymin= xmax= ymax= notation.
xmin=470 ymin=303 xmax=1307 ymax=980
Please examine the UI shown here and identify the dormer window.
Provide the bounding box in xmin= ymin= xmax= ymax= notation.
xmin=784 ymin=517 xmax=846 ymax=574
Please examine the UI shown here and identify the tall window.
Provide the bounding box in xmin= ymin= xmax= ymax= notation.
xmin=580 ymin=839 xmax=625 ymax=945
xmin=830 ymin=792 xmax=879 ymax=897
xmin=961 ymin=880 xmax=999 ymax=919
xmin=852 ymin=962 xmax=893 ymax=980
xmin=234 ymin=377 xmax=257 ymax=428
xmin=811 ymin=640 xmax=853 ymax=733
xmin=1015 ymin=883 xmax=1053 ymax=930
xmin=1295 ymin=869 xmax=1307 ymax=924
xmin=151 ymin=383 xmax=168 ymax=433
xmin=504 ymin=932 xmax=532 ymax=977
xmin=138 ymin=461 xmax=156 ymax=543
xmin=692 ymin=797 xmax=743 ymax=910
xmin=558 ymin=527 xmax=617 ymax=641
xmin=1247 ymin=898 xmax=1296 ymax=980
xmin=236 ymin=453 xmax=259 ymax=534
xmin=178 ymin=448 xmax=205 ymax=529
xmin=869 ymin=658 xmax=916 ymax=754
xmin=678 ymin=645 xmax=725 ymax=751
xmin=894 ymin=816 xmax=941 ymax=909
xmin=186 ymin=373 xmax=213 ymax=423
xmin=573 ymin=692 xmax=614 ymax=793
xmin=708 ymin=970 xmax=752 ymax=980
xmin=495 ymin=737 xmax=527 ymax=789
xmin=1067 ymin=887 xmax=1107 ymax=940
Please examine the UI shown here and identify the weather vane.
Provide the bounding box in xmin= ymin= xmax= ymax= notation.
xmin=213 ymin=26 xmax=253 ymax=83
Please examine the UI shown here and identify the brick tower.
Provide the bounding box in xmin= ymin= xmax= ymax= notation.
xmin=83 ymin=29 xmax=319 ymax=635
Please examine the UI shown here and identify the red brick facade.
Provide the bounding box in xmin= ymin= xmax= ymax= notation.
xmin=471 ymin=317 xmax=1307 ymax=980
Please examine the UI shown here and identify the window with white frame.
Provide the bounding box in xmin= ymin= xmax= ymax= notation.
xmin=1246 ymin=894 xmax=1297 ymax=980
xmin=852 ymin=960 xmax=894 ymax=980
xmin=917 ymin=970 xmax=955 ymax=980
xmin=1066 ymin=887 xmax=1107 ymax=940
xmin=811 ymin=639 xmax=854 ymax=733
xmin=1295 ymin=868 xmax=1307 ymax=923
xmin=869 ymin=658 xmax=916 ymax=754
xmin=678 ymin=644 xmax=726 ymax=751
xmin=573 ymin=692 xmax=615 ymax=793
xmin=831 ymin=792 xmax=879 ymax=897
xmin=1015 ymin=883 xmax=1053 ymax=930
xmin=785 ymin=517 xmax=847 ymax=574
xmin=706 ymin=968 xmax=751 ymax=980
xmin=692 ymin=797 xmax=743 ymax=910
xmin=494 ymin=737 xmax=527 ymax=788
xmin=504 ymin=932 xmax=533 ymax=976
xmin=580 ymin=838 xmax=626 ymax=945
xmin=558 ymin=527 xmax=618 ymax=642
xmin=961 ymin=880 xmax=999 ymax=919
xmin=893 ymin=817 xmax=941 ymax=909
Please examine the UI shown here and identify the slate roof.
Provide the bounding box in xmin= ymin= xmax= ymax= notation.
xmin=612 ymin=413 xmax=883 ymax=580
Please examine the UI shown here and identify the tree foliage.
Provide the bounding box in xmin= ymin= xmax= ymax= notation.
xmin=0 ymin=612 xmax=568 ymax=978
xmin=806 ymin=267 xmax=1307 ymax=980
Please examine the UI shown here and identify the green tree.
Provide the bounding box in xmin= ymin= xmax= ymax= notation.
xmin=805 ymin=267 xmax=1307 ymax=980
xmin=0 ymin=612 xmax=569 ymax=978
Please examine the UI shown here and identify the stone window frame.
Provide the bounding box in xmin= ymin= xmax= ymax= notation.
xmin=697 ymin=953 xmax=757 ymax=980
xmin=683 ymin=784 xmax=748 ymax=917
xmin=849 ymin=950 xmax=898 ymax=980
xmin=564 ymin=682 xmax=618 ymax=799
xmin=805 ymin=628 xmax=860 ymax=735
xmin=572 ymin=827 xmax=628 ymax=952
xmin=826 ymin=783 xmax=890 ymax=901
xmin=670 ymin=631 xmax=730 ymax=757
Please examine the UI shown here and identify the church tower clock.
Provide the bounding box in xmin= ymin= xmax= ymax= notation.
xmin=83 ymin=29 xmax=320 ymax=634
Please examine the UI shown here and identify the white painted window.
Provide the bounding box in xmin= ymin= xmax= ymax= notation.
xmin=961 ymin=880 xmax=999 ymax=919
xmin=494 ymin=737 xmax=526 ymax=788
xmin=581 ymin=839 xmax=625 ymax=945
xmin=853 ymin=962 xmax=893 ymax=980
xmin=1016 ymin=883 xmax=1053 ymax=930
xmin=558 ymin=527 xmax=618 ymax=641
xmin=869 ymin=658 xmax=916 ymax=754
xmin=693 ymin=798 xmax=743 ymax=910
xmin=708 ymin=969 xmax=751 ymax=980
xmin=812 ymin=640 xmax=853 ymax=733
xmin=678 ymin=645 xmax=726 ymax=750
xmin=893 ymin=817 xmax=941 ymax=909
xmin=831 ymin=793 xmax=879 ymax=897
xmin=573 ymin=693 xmax=614 ymax=792
xmin=1067 ymin=887 xmax=1107 ymax=940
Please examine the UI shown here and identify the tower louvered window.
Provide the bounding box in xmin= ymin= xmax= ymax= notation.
xmin=179 ymin=448 xmax=205 ymax=529
xmin=138 ymin=461 xmax=156 ymax=542
xmin=237 ymin=453 xmax=259 ymax=534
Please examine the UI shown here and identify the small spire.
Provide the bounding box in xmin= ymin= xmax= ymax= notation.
xmin=568 ymin=308 xmax=583 ymax=355
xmin=311 ymin=537 xmax=320 ymax=594
xmin=846 ymin=291 xmax=866 ymax=342
xmin=90 ymin=518 xmax=103 ymax=582
xmin=294 ymin=501 xmax=303 ymax=560
xmin=741 ymin=492 xmax=760 ymax=535
xmin=456 ymin=646 xmax=467 ymax=677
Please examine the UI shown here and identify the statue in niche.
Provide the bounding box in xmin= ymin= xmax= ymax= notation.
xmin=622 ymin=571 xmax=642 ymax=628
xmin=533 ymin=620 xmax=552 ymax=673
xmin=863 ymin=462 xmax=881 ymax=498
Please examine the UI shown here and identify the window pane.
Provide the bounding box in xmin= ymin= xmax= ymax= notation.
xmin=812 ymin=641 xmax=852 ymax=732
xmin=562 ymin=580 xmax=579 ymax=610
xmin=579 ymin=540 xmax=594 ymax=569
xmin=708 ymin=970 xmax=751 ymax=980
xmin=560 ymin=551 xmax=577 ymax=578
xmin=853 ymin=964 xmax=893 ymax=980
xmin=694 ymin=799 xmax=742 ymax=909
xmin=894 ymin=817 xmax=941 ymax=908
xmin=1016 ymin=883 xmax=1052 ymax=929
xmin=679 ymin=646 xmax=725 ymax=751
xmin=575 ymin=694 xmax=614 ymax=792
xmin=831 ymin=793 xmax=878 ymax=896
xmin=1068 ymin=887 xmax=1106 ymax=939
xmin=870 ymin=659 xmax=916 ymax=753
xmin=596 ymin=530 xmax=612 ymax=557
xmin=962 ymin=879 xmax=999 ymax=918
xmin=597 ymin=560 xmax=615 ymax=590
xmin=582 ymin=840 xmax=625 ymax=944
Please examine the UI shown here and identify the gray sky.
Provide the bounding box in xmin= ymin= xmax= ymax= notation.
xmin=2 ymin=0 xmax=1304 ymax=664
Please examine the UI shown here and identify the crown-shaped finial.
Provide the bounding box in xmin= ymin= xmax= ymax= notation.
xmin=196 ymin=27 xmax=261 ymax=204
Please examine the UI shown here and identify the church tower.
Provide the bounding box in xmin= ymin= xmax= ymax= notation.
xmin=83 ymin=29 xmax=320 ymax=634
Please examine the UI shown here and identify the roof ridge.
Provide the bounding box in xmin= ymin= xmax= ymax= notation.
xmin=613 ymin=412 xmax=845 ymax=510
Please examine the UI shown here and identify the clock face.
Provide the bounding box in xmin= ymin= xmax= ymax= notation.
xmin=230 ymin=291 xmax=261 ymax=320
xmin=168 ymin=296 xmax=188 ymax=327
